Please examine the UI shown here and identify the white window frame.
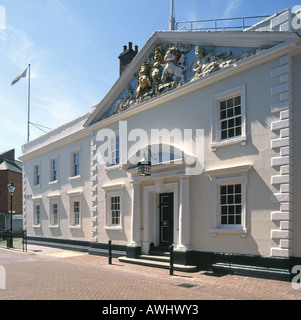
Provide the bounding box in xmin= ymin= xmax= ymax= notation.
xmin=72 ymin=200 xmax=80 ymax=227
xmin=50 ymin=157 xmax=58 ymax=184
xmin=67 ymin=191 xmax=83 ymax=229
xmin=69 ymin=148 xmax=81 ymax=181
xmin=207 ymin=164 xmax=251 ymax=236
xmin=211 ymin=85 xmax=247 ymax=151
xmin=33 ymin=202 xmax=41 ymax=227
xmin=108 ymin=133 xmax=120 ymax=167
xmin=48 ymin=197 xmax=60 ymax=228
xmin=72 ymin=151 xmax=80 ymax=177
xmin=103 ymin=184 xmax=124 ymax=231
xmin=33 ymin=163 xmax=41 ymax=187
xmin=110 ymin=195 xmax=121 ymax=225
xmin=104 ymin=131 xmax=123 ymax=172
xmin=70 ymin=198 xmax=81 ymax=228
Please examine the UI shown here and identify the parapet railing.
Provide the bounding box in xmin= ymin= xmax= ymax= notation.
xmin=0 ymin=230 xmax=27 ymax=252
xmin=176 ymin=15 xmax=271 ymax=31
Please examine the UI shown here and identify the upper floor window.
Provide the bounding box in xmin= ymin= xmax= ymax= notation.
xmin=211 ymin=85 xmax=246 ymax=151
xmin=220 ymin=96 xmax=242 ymax=140
xmin=34 ymin=164 xmax=40 ymax=186
xmin=72 ymin=151 xmax=80 ymax=177
xmin=50 ymin=158 xmax=58 ymax=182
xmin=111 ymin=135 xmax=120 ymax=165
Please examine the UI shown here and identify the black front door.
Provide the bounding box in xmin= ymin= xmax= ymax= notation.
xmin=159 ymin=193 xmax=174 ymax=247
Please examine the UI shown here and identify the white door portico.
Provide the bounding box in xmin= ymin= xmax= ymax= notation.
xmin=128 ymin=162 xmax=191 ymax=256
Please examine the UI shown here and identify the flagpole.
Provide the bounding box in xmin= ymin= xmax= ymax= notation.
xmin=27 ymin=64 xmax=31 ymax=142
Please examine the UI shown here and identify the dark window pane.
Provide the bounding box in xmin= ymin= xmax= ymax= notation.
xmin=235 ymin=184 xmax=241 ymax=193
xmin=221 ymin=216 xmax=228 ymax=225
xmin=235 ymin=106 xmax=241 ymax=116
xmin=229 ymin=129 xmax=235 ymax=138
xmin=227 ymin=98 xmax=234 ymax=108
xmin=221 ymin=196 xmax=227 ymax=205
xmin=221 ymin=206 xmax=228 ymax=214
xmin=228 ymin=119 xmax=235 ymax=128
xmin=236 ymin=205 xmax=242 ymax=215
xmin=229 ymin=215 xmax=235 ymax=224
xmin=227 ymin=185 xmax=234 ymax=194
xmin=235 ymin=96 xmax=241 ymax=105
xmin=228 ymin=195 xmax=234 ymax=204
xmin=221 ymin=120 xmax=228 ymax=130
xmin=221 ymin=130 xmax=228 ymax=140
xmin=220 ymin=101 xmax=227 ymax=110
xmin=221 ymin=186 xmax=227 ymax=195
xmin=229 ymin=206 xmax=235 ymax=214
xmin=227 ymin=108 xmax=234 ymax=118
xmin=235 ymin=215 xmax=241 ymax=224
xmin=235 ymin=117 xmax=241 ymax=126
xmin=236 ymin=127 xmax=242 ymax=136
xmin=220 ymin=110 xmax=227 ymax=120
xmin=235 ymin=195 xmax=242 ymax=204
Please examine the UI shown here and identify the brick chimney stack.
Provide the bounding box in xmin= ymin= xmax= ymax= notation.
xmin=118 ymin=42 xmax=138 ymax=76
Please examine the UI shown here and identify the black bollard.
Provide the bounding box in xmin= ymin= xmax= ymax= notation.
xmin=108 ymin=240 xmax=112 ymax=265
xmin=169 ymin=244 xmax=174 ymax=276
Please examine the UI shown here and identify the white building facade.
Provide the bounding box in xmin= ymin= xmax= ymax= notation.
xmin=20 ymin=10 xmax=301 ymax=280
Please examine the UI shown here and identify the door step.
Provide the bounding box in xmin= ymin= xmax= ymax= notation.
xmin=118 ymin=255 xmax=198 ymax=272
xmin=149 ymin=250 xmax=170 ymax=258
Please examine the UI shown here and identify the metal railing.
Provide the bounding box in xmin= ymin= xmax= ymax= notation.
xmin=176 ymin=15 xmax=270 ymax=31
xmin=0 ymin=230 xmax=27 ymax=252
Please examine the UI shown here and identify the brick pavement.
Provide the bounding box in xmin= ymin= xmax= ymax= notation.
xmin=0 ymin=245 xmax=301 ymax=300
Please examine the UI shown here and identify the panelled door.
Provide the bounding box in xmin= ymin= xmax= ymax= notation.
xmin=159 ymin=193 xmax=174 ymax=247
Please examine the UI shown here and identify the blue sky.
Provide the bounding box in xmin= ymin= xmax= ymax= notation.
xmin=0 ymin=0 xmax=298 ymax=158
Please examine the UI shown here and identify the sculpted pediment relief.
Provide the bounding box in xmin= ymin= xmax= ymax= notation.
xmin=100 ymin=42 xmax=267 ymax=121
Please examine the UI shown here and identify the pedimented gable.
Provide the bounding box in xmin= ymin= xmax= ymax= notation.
xmin=85 ymin=31 xmax=295 ymax=127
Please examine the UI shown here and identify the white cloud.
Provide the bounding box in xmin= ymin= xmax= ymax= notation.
xmin=224 ymin=0 xmax=245 ymax=18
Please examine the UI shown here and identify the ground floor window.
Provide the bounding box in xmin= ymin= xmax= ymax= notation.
xmin=206 ymin=164 xmax=251 ymax=235
xmin=220 ymin=184 xmax=242 ymax=226
xmin=50 ymin=202 xmax=59 ymax=227
xmin=34 ymin=204 xmax=41 ymax=226
xmin=103 ymin=184 xmax=124 ymax=231
xmin=72 ymin=200 xmax=80 ymax=226
xmin=66 ymin=191 xmax=83 ymax=229
xmin=111 ymin=196 xmax=120 ymax=225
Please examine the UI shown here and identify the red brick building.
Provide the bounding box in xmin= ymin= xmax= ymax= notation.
xmin=0 ymin=150 xmax=23 ymax=230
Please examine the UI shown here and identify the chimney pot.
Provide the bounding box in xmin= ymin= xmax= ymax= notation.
xmin=119 ymin=42 xmax=138 ymax=76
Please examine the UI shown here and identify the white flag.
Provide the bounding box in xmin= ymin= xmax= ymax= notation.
xmin=11 ymin=68 xmax=27 ymax=86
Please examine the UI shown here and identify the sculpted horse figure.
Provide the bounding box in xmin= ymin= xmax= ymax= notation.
xmin=161 ymin=45 xmax=188 ymax=84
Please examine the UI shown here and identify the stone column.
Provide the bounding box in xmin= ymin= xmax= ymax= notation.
xmin=177 ymin=176 xmax=191 ymax=251
xmin=128 ymin=182 xmax=141 ymax=256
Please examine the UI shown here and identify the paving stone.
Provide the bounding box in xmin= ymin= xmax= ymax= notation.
xmin=0 ymin=245 xmax=300 ymax=300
